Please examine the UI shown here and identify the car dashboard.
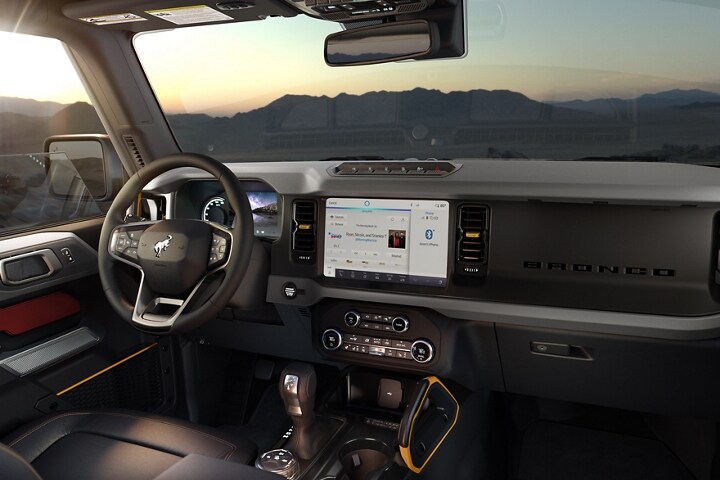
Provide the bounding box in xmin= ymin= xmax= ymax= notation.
xmin=146 ymin=159 xmax=720 ymax=419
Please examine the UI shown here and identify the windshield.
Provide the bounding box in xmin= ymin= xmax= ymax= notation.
xmin=134 ymin=0 xmax=720 ymax=163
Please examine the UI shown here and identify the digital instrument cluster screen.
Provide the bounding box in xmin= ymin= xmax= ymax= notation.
xmin=202 ymin=191 xmax=280 ymax=238
xmin=323 ymin=198 xmax=450 ymax=287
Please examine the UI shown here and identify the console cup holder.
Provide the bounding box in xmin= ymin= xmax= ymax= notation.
xmin=338 ymin=439 xmax=394 ymax=480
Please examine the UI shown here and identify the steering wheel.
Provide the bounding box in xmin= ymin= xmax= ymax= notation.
xmin=98 ymin=153 xmax=253 ymax=334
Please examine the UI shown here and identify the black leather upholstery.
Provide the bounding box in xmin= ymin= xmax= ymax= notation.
xmin=3 ymin=410 xmax=258 ymax=480
xmin=0 ymin=443 xmax=41 ymax=480
xmin=153 ymin=454 xmax=283 ymax=480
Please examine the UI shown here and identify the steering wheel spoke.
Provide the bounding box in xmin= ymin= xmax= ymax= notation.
xmin=131 ymin=275 xmax=205 ymax=329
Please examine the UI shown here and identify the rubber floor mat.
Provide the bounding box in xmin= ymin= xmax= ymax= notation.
xmin=518 ymin=421 xmax=694 ymax=480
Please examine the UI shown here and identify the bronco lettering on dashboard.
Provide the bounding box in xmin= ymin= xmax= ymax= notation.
xmin=523 ymin=261 xmax=676 ymax=277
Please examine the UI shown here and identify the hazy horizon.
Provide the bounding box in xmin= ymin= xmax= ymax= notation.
xmin=4 ymin=85 xmax=720 ymax=118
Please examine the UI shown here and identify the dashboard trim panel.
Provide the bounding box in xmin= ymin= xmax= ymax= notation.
xmin=267 ymin=275 xmax=720 ymax=341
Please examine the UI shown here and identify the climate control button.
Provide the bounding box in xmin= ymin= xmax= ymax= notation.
xmin=411 ymin=339 xmax=434 ymax=363
xmin=321 ymin=329 xmax=343 ymax=351
xmin=344 ymin=310 xmax=361 ymax=327
xmin=391 ymin=315 xmax=410 ymax=333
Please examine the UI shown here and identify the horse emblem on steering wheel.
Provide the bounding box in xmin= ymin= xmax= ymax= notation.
xmin=154 ymin=235 xmax=173 ymax=258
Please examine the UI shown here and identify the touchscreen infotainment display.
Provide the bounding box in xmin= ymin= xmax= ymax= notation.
xmin=323 ymin=198 xmax=450 ymax=287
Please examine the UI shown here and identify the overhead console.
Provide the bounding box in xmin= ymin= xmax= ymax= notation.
xmin=287 ymin=0 xmax=437 ymax=21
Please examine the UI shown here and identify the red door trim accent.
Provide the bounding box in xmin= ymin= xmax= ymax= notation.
xmin=0 ymin=292 xmax=81 ymax=336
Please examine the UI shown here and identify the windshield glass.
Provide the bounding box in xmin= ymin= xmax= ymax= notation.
xmin=134 ymin=0 xmax=720 ymax=163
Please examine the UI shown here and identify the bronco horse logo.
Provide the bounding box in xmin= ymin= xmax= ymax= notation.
xmin=154 ymin=235 xmax=173 ymax=258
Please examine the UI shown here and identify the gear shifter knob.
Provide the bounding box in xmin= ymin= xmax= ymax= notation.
xmin=279 ymin=363 xmax=321 ymax=460
xmin=277 ymin=363 xmax=335 ymax=461
xmin=280 ymin=362 xmax=317 ymax=420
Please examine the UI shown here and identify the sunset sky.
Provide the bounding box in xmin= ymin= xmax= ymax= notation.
xmin=0 ymin=31 xmax=90 ymax=103
xmin=2 ymin=0 xmax=719 ymax=115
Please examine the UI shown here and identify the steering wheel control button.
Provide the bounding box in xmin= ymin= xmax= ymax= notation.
xmin=111 ymin=230 xmax=146 ymax=261
xmin=392 ymin=315 xmax=410 ymax=333
xmin=208 ymin=233 xmax=228 ymax=267
xmin=411 ymin=340 xmax=434 ymax=363
xmin=114 ymin=232 xmax=128 ymax=251
xmin=344 ymin=310 xmax=361 ymax=327
xmin=321 ymin=329 xmax=342 ymax=351
xmin=283 ymin=283 xmax=298 ymax=299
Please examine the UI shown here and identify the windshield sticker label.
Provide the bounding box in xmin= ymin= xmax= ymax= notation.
xmin=145 ymin=5 xmax=232 ymax=25
xmin=79 ymin=14 xmax=147 ymax=25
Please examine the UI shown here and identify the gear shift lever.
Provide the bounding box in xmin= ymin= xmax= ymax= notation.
xmin=279 ymin=362 xmax=333 ymax=460
xmin=281 ymin=363 xmax=317 ymax=423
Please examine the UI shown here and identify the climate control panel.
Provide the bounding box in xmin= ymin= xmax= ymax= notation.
xmin=343 ymin=309 xmax=410 ymax=333
xmin=316 ymin=303 xmax=441 ymax=370
xmin=322 ymin=330 xmax=434 ymax=363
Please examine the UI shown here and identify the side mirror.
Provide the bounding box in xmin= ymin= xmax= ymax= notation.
xmin=44 ymin=134 xmax=123 ymax=202
xmin=325 ymin=20 xmax=439 ymax=66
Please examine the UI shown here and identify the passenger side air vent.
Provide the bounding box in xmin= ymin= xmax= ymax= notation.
xmin=456 ymin=205 xmax=490 ymax=276
xmin=292 ymin=200 xmax=317 ymax=264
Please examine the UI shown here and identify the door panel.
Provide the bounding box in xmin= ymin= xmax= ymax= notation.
xmin=0 ymin=220 xmax=175 ymax=435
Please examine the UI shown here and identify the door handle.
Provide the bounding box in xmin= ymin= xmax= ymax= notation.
xmin=0 ymin=249 xmax=62 ymax=286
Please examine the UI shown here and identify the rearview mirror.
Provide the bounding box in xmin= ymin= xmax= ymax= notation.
xmin=325 ymin=20 xmax=438 ymax=66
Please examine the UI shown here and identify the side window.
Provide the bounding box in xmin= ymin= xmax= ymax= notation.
xmin=0 ymin=31 xmax=110 ymax=235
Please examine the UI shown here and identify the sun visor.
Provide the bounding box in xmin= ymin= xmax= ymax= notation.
xmin=62 ymin=0 xmax=299 ymax=32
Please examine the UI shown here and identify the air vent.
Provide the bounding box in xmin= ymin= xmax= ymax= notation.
xmin=456 ymin=205 xmax=489 ymax=276
xmin=122 ymin=135 xmax=145 ymax=169
xmin=292 ymin=200 xmax=317 ymax=264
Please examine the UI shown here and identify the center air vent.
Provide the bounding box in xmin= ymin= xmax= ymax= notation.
xmin=292 ymin=200 xmax=317 ymax=264
xmin=456 ymin=205 xmax=490 ymax=276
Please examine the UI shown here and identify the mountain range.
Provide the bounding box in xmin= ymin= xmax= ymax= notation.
xmin=0 ymin=97 xmax=66 ymax=117
xmin=1 ymin=88 xmax=719 ymax=158
xmin=551 ymin=89 xmax=720 ymax=118
xmin=0 ymin=101 xmax=104 ymax=155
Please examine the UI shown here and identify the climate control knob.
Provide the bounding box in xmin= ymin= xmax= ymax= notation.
xmin=411 ymin=339 xmax=434 ymax=363
xmin=344 ymin=310 xmax=361 ymax=328
xmin=391 ymin=315 xmax=410 ymax=333
xmin=321 ymin=329 xmax=343 ymax=351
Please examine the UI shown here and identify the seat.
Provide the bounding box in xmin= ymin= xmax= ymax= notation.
xmin=2 ymin=409 xmax=259 ymax=480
